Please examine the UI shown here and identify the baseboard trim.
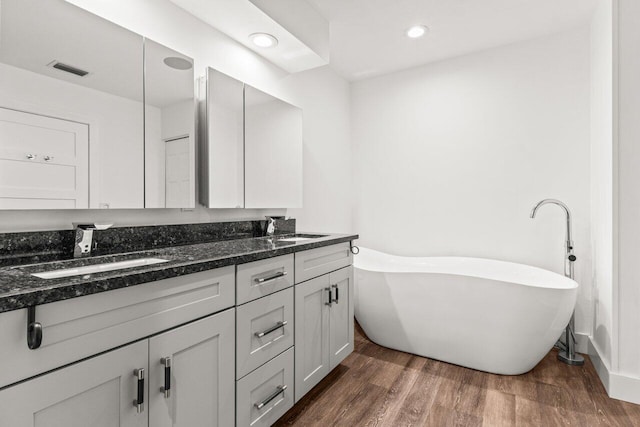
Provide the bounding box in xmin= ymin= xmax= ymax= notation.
xmin=588 ymin=337 xmax=640 ymax=404
xmin=575 ymin=332 xmax=589 ymax=354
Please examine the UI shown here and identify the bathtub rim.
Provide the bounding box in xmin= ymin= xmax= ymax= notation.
xmin=354 ymin=247 xmax=578 ymax=290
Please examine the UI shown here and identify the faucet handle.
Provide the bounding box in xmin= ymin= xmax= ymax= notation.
xmin=73 ymin=223 xmax=113 ymax=230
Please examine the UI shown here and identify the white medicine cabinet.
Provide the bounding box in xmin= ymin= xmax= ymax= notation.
xmin=198 ymin=68 xmax=303 ymax=209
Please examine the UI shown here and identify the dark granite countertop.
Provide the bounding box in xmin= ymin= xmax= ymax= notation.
xmin=0 ymin=233 xmax=358 ymax=313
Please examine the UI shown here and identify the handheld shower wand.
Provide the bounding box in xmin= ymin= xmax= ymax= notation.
xmin=530 ymin=199 xmax=584 ymax=366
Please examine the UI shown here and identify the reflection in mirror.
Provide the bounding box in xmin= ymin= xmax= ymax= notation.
xmin=198 ymin=68 xmax=244 ymax=208
xmin=244 ymin=86 xmax=303 ymax=208
xmin=144 ymin=40 xmax=196 ymax=208
xmin=0 ymin=0 xmax=144 ymax=209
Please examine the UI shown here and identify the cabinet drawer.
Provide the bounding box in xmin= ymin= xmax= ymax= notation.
xmin=295 ymin=242 xmax=352 ymax=283
xmin=0 ymin=266 xmax=235 ymax=389
xmin=236 ymin=287 xmax=294 ymax=379
xmin=236 ymin=347 xmax=294 ymax=427
xmin=236 ymin=254 xmax=293 ymax=305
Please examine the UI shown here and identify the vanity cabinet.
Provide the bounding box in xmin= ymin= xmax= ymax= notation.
xmin=0 ymin=241 xmax=356 ymax=426
xmin=294 ymin=265 xmax=354 ymax=402
xmin=0 ymin=309 xmax=235 ymax=427
xmin=234 ymin=255 xmax=296 ymax=426
xmin=0 ymin=266 xmax=234 ymax=389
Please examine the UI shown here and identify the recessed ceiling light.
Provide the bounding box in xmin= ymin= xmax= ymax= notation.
xmin=249 ymin=33 xmax=278 ymax=48
xmin=406 ymin=25 xmax=429 ymax=39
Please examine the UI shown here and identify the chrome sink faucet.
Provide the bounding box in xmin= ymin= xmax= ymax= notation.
xmin=530 ymin=199 xmax=583 ymax=366
xmin=73 ymin=223 xmax=113 ymax=258
xmin=265 ymin=217 xmax=277 ymax=237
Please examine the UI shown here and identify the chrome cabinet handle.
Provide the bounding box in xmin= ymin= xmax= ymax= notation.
xmin=332 ymin=284 xmax=339 ymax=304
xmin=161 ymin=357 xmax=171 ymax=398
xmin=325 ymin=287 xmax=333 ymax=306
xmin=255 ymin=320 xmax=288 ymax=338
xmin=26 ymin=306 xmax=42 ymax=350
xmin=133 ymin=369 xmax=145 ymax=413
xmin=255 ymin=271 xmax=287 ymax=284
xmin=255 ymin=385 xmax=287 ymax=410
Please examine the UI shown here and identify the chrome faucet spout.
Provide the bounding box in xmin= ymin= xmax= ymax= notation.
xmin=530 ymin=199 xmax=572 ymax=249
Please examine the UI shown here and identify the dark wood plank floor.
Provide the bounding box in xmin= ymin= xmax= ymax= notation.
xmin=275 ymin=324 xmax=640 ymax=426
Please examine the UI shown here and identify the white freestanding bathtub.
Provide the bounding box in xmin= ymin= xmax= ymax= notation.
xmin=354 ymin=248 xmax=578 ymax=375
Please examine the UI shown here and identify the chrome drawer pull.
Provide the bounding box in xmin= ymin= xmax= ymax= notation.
xmin=325 ymin=287 xmax=333 ymax=306
xmin=161 ymin=357 xmax=171 ymax=399
xmin=133 ymin=368 xmax=145 ymax=413
xmin=255 ymin=384 xmax=287 ymax=410
xmin=254 ymin=271 xmax=287 ymax=284
xmin=255 ymin=321 xmax=288 ymax=338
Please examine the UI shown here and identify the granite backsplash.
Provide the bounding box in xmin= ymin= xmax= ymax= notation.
xmin=0 ymin=219 xmax=296 ymax=267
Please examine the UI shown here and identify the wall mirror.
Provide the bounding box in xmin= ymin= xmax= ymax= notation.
xmin=144 ymin=41 xmax=196 ymax=208
xmin=199 ymin=68 xmax=303 ymax=209
xmin=0 ymin=0 xmax=195 ymax=210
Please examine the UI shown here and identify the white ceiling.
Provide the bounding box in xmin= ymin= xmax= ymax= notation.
xmin=307 ymin=0 xmax=598 ymax=80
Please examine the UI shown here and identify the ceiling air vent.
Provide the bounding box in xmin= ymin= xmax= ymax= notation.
xmin=48 ymin=61 xmax=89 ymax=77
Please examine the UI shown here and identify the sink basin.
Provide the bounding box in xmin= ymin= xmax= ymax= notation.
xmin=31 ymin=258 xmax=170 ymax=279
xmin=278 ymin=234 xmax=328 ymax=242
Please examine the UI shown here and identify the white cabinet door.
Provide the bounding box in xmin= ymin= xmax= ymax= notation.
xmin=199 ymin=68 xmax=244 ymax=208
xmin=244 ymin=85 xmax=302 ymax=208
xmin=0 ymin=340 xmax=147 ymax=427
xmin=329 ymin=266 xmax=355 ymax=369
xmin=294 ymin=274 xmax=331 ymax=402
xmin=0 ymin=107 xmax=89 ymax=209
xmin=148 ymin=308 xmax=235 ymax=427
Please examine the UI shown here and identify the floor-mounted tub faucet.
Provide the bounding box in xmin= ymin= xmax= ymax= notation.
xmin=530 ymin=199 xmax=584 ymax=366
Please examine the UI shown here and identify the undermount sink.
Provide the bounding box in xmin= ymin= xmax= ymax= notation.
xmin=31 ymin=258 xmax=170 ymax=279
xmin=278 ymin=233 xmax=328 ymax=242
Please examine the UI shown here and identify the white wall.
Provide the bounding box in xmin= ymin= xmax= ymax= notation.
xmin=351 ymin=29 xmax=592 ymax=334
xmin=0 ymin=0 xmax=353 ymax=233
xmin=616 ymin=0 xmax=640 ymax=381
xmin=590 ymin=0 xmax=615 ymax=372
xmin=589 ymin=0 xmax=640 ymax=404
